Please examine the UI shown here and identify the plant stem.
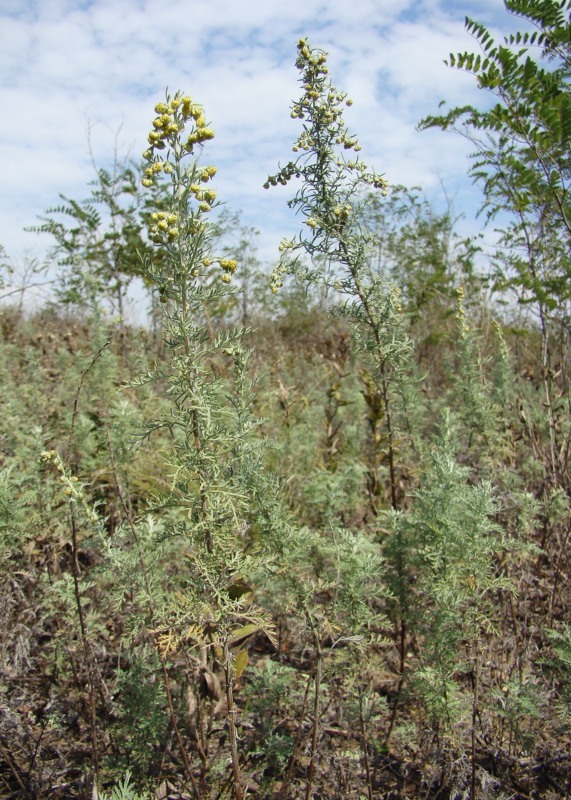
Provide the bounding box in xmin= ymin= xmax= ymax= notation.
xmin=223 ymin=641 xmax=244 ymax=800
xmin=305 ymin=643 xmax=323 ymax=800
xmin=69 ymin=506 xmax=100 ymax=787
xmin=358 ymin=687 xmax=374 ymax=800
xmin=384 ymin=619 xmax=406 ymax=746
xmin=276 ymin=667 xmax=314 ymax=800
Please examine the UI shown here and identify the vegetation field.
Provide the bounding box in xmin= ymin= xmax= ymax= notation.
xmin=1 ymin=3 xmax=570 ymax=798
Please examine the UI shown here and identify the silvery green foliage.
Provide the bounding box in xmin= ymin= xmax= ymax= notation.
xmin=97 ymin=771 xmax=150 ymax=800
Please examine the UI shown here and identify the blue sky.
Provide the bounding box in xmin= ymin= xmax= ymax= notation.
xmin=1 ymin=0 xmax=522 ymax=311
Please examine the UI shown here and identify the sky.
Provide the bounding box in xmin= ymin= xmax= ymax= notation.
xmin=1 ymin=0 xmax=522 ymax=312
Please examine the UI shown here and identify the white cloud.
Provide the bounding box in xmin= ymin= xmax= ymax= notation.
xmin=0 ymin=0 xmax=522 ymax=274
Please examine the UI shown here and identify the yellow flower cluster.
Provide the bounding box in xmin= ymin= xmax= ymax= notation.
xmin=185 ymin=127 xmax=215 ymax=150
xmin=266 ymin=39 xmax=375 ymax=199
xmin=193 ymin=255 xmax=238 ymax=283
xmin=270 ymin=262 xmax=288 ymax=294
xmin=141 ymin=92 xmax=237 ymax=285
xmin=304 ymin=204 xmax=351 ymax=233
xmin=263 ymin=174 xmax=288 ymax=188
xmin=332 ymin=204 xmax=352 ymax=227
xmin=199 ymin=165 xmax=217 ymax=182
xmin=263 ymin=162 xmax=299 ymax=189
xmin=39 ymin=450 xmax=98 ymax=522
xmin=219 ymin=258 xmax=237 ymax=273
xmin=296 ymin=37 xmax=327 ymax=70
xmin=219 ymin=258 xmax=237 ymax=283
xmin=148 ymin=211 xmax=179 ymax=244
xmin=278 ymin=238 xmax=295 ymax=253
xmin=189 ymin=183 xmax=217 ymax=213
xmin=189 ymin=185 xmax=217 ymax=202
xmin=141 ymin=93 xmax=216 ymax=189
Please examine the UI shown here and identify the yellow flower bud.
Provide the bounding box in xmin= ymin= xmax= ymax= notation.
xmin=199 ymin=166 xmax=217 ymax=182
xmin=196 ymin=127 xmax=215 ymax=141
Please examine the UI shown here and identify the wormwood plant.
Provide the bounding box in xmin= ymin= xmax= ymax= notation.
xmin=266 ymin=39 xmax=407 ymax=796
xmin=268 ymin=42 xmax=512 ymax=793
xmin=266 ymin=34 xmax=411 ymax=630
xmin=123 ymin=91 xmax=285 ymax=799
xmin=387 ymin=412 xmax=505 ymax=722
xmin=267 ymin=39 xmax=420 ymax=516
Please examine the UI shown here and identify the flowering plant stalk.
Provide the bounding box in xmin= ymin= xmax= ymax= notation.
xmin=265 ymin=44 xmax=404 ymax=796
xmin=267 ymin=40 xmax=415 ymax=513
xmin=138 ymin=91 xmax=274 ymax=800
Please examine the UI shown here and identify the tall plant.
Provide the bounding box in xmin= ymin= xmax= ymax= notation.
xmin=267 ymin=40 xmax=509 ymax=781
xmin=267 ymin=38 xmax=419 ymax=514
xmin=130 ymin=91 xmax=280 ymax=799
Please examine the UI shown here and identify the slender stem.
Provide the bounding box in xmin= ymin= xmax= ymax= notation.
xmin=343 ymin=245 xmax=398 ymax=510
xmin=470 ymin=644 xmax=479 ymax=800
xmin=69 ymin=505 xmax=100 ymax=787
xmin=65 ymin=343 xmax=110 ymax=789
xmin=539 ymin=304 xmax=560 ymax=488
xmin=305 ymin=643 xmax=322 ymax=800
xmin=358 ymin=687 xmax=374 ymax=800
xmin=276 ymin=667 xmax=314 ymax=800
xmin=223 ymin=641 xmax=244 ymax=800
xmin=0 ymin=735 xmax=32 ymax=798
xmin=384 ymin=619 xmax=406 ymax=746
